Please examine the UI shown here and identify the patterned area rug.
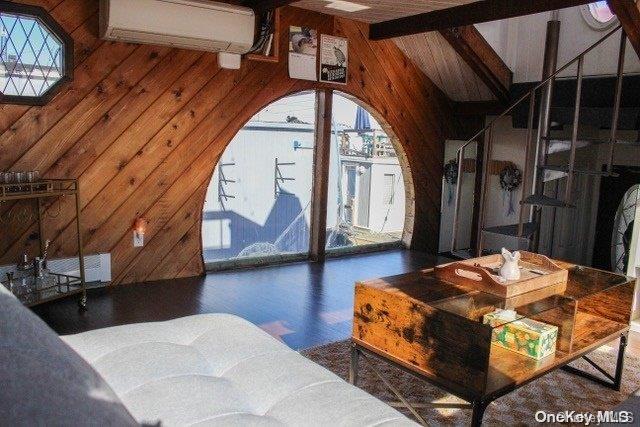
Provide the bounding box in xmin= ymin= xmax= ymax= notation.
xmin=302 ymin=340 xmax=640 ymax=426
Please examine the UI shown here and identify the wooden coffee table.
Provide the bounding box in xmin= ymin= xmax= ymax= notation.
xmin=349 ymin=261 xmax=635 ymax=426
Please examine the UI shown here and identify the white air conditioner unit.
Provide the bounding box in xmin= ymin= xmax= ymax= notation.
xmin=99 ymin=0 xmax=256 ymax=55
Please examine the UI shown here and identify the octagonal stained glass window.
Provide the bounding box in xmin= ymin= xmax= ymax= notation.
xmin=0 ymin=2 xmax=72 ymax=105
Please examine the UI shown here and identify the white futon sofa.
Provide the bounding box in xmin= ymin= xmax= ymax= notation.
xmin=0 ymin=285 xmax=414 ymax=426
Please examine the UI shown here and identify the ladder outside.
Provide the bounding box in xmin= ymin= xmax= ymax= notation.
xmin=217 ymin=162 xmax=236 ymax=211
xmin=274 ymin=157 xmax=296 ymax=199
xmin=450 ymin=25 xmax=631 ymax=258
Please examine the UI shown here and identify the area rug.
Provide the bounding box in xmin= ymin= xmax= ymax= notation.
xmin=302 ymin=340 xmax=640 ymax=426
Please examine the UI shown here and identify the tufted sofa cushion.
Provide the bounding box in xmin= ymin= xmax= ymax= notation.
xmin=0 ymin=285 xmax=137 ymax=426
xmin=63 ymin=313 xmax=415 ymax=426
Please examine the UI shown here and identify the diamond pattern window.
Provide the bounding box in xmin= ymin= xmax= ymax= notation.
xmin=0 ymin=2 xmax=73 ymax=105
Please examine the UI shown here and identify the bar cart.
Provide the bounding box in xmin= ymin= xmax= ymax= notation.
xmin=0 ymin=178 xmax=87 ymax=309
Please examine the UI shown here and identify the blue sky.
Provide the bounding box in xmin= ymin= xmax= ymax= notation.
xmin=1 ymin=13 xmax=61 ymax=67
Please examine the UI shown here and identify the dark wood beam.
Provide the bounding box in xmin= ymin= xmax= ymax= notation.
xmin=242 ymin=0 xmax=296 ymax=14
xmin=309 ymin=90 xmax=333 ymax=262
xmin=441 ymin=26 xmax=512 ymax=103
xmin=369 ymin=0 xmax=593 ymax=40
xmin=608 ymin=0 xmax=640 ymax=57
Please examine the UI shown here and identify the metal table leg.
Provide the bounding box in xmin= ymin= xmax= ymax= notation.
xmin=471 ymin=399 xmax=489 ymax=427
xmin=560 ymin=333 xmax=627 ymax=390
xmin=350 ymin=343 xmax=477 ymax=426
xmin=349 ymin=343 xmax=360 ymax=386
xmin=613 ymin=333 xmax=628 ymax=390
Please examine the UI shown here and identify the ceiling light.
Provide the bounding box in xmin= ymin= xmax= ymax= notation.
xmin=325 ymin=1 xmax=370 ymax=13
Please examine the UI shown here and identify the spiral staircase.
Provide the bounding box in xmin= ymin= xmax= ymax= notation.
xmin=448 ymin=23 xmax=639 ymax=260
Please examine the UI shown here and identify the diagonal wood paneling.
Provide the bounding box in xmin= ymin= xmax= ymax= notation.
xmin=1 ymin=2 xmax=453 ymax=285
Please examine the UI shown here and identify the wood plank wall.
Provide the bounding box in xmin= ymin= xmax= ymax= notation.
xmin=0 ymin=1 xmax=454 ymax=285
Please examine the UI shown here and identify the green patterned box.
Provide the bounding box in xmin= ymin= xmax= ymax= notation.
xmin=483 ymin=309 xmax=558 ymax=360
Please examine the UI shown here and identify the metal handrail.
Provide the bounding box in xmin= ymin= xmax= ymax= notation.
xmin=450 ymin=24 xmax=623 ymax=252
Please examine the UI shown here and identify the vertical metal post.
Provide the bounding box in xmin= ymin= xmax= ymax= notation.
xmin=37 ymin=198 xmax=44 ymax=257
xmin=518 ymin=90 xmax=536 ymax=238
xmin=75 ymin=181 xmax=87 ymax=308
xmin=564 ymin=56 xmax=584 ymax=203
xmin=531 ymin=18 xmax=560 ymax=253
xmin=607 ymin=31 xmax=626 ymax=174
xmin=274 ymin=157 xmax=278 ymax=199
xmin=532 ymin=19 xmax=561 ymax=197
xmin=476 ymin=127 xmax=493 ymax=256
xmin=450 ymin=145 xmax=466 ymax=251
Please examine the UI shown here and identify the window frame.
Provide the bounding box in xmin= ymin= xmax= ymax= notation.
xmin=0 ymin=0 xmax=74 ymax=106
xmin=580 ymin=2 xmax=618 ymax=31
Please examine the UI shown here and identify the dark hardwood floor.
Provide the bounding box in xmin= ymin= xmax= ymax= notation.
xmin=34 ymin=250 xmax=445 ymax=350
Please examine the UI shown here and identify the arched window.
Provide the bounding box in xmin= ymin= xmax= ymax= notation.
xmin=0 ymin=2 xmax=73 ymax=105
xmin=201 ymin=91 xmax=410 ymax=268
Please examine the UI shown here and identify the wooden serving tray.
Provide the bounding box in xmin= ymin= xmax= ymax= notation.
xmin=435 ymin=251 xmax=568 ymax=298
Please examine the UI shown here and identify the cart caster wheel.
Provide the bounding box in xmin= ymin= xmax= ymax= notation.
xmin=78 ymin=296 xmax=87 ymax=311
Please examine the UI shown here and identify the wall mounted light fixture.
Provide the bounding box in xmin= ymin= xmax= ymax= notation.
xmin=133 ymin=218 xmax=147 ymax=247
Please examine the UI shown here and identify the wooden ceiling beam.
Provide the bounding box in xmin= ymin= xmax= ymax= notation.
xmin=440 ymin=26 xmax=512 ymax=103
xmin=369 ymin=0 xmax=593 ymax=40
xmin=608 ymin=0 xmax=640 ymax=57
xmin=241 ymin=0 xmax=296 ymax=14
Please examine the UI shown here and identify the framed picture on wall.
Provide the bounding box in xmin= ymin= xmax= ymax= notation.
xmin=319 ymin=34 xmax=347 ymax=85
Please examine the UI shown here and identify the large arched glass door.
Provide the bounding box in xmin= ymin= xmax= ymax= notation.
xmin=202 ymin=90 xmax=409 ymax=269
xmin=202 ymin=92 xmax=316 ymax=265
xmin=326 ymin=93 xmax=406 ymax=251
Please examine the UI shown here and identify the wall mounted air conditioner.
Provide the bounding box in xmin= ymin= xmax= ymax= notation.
xmin=99 ymin=0 xmax=255 ymax=58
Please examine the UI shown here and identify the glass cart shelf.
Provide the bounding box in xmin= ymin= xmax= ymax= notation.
xmin=2 ymin=270 xmax=82 ymax=307
xmin=0 ymin=178 xmax=87 ymax=309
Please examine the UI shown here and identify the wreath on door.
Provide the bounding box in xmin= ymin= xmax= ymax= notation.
xmin=443 ymin=159 xmax=458 ymax=205
xmin=499 ymin=163 xmax=522 ymax=216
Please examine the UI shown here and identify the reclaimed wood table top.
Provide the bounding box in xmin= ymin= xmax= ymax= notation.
xmin=352 ymin=261 xmax=635 ymax=400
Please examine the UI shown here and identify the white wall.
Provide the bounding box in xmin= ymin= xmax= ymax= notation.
xmin=482 ymin=117 xmax=528 ymax=228
xmin=202 ymin=123 xmax=316 ymax=251
xmin=476 ymin=5 xmax=640 ymax=83
xmin=439 ymin=140 xmax=477 ymax=252
xmin=367 ymin=160 xmax=406 ymax=233
xmin=477 ymin=117 xmax=532 ymax=252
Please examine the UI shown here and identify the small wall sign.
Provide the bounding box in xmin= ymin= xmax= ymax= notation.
xmin=319 ymin=34 xmax=348 ymax=85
